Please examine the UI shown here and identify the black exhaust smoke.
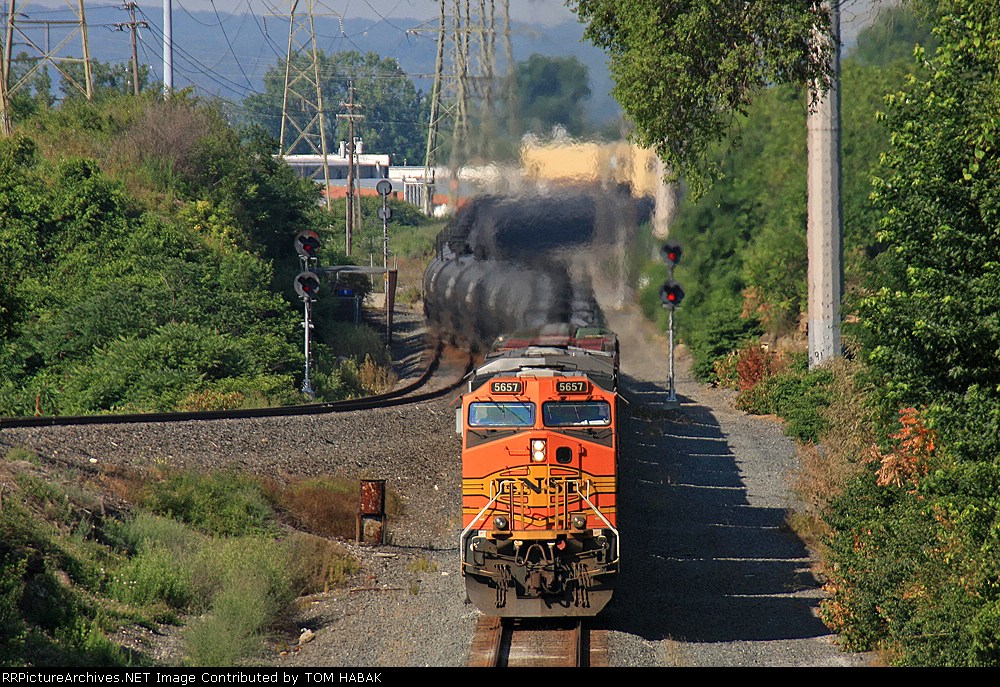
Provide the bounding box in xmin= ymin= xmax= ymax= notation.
xmin=423 ymin=190 xmax=651 ymax=350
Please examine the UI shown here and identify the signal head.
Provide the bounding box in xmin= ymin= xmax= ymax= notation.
xmin=294 ymin=271 xmax=321 ymax=301
xmin=295 ymin=230 xmax=321 ymax=258
xmin=660 ymin=280 xmax=684 ymax=309
xmin=660 ymin=240 xmax=682 ymax=267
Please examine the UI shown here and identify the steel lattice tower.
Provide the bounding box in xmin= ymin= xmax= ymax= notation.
xmin=421 ymin=0 xmax=508 ymax=215
xmin=1 ymin=0 xmax=93 ymax=136
xmin=276 ymin=0 xmax=332 ymax=211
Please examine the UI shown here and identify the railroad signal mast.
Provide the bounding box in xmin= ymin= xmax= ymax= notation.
xmin=376 ymin=179 xmax=393 ymax=342
xmin=294 ymin=231 xmax=322 ymax=397
xmin=659 ymin=241 xmax=684 ymax=404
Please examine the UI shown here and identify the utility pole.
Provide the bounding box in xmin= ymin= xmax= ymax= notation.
xmin=806 ymin=1 xmax=842 ymax=368
xmin=163 ymin=0 xmax=172 ymax=96
xmin=114 ymin=2 xmax=147 ymax=96
xmin=338 ymin=80 xmax=363 ymax=257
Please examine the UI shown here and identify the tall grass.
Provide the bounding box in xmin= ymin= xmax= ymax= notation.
xmin=1 ymin=460 xmax=362 ymax=667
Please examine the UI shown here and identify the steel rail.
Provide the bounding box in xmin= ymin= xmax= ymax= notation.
xmin=0 ymin=342 xmax=471 ymax=429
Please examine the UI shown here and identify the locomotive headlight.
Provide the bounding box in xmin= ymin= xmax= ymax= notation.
xmin=493 ymin=515 xmax=509 ymax=530
xmin=531 ymin=439 xmax=546 ymax=462
xmin=571 ymin=514 xmax=588 ymax=530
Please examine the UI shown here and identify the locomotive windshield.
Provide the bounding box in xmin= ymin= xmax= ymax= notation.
xmin=542 ymin=401 xmax=612 ymax=427
xmin=468 ymin=401 xmax=535 ymax=427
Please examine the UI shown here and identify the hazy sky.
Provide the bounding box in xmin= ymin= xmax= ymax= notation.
xmin=17 ymin=0 xmax=579 ymax=26
xmin=14 ymin=0 xmax=892 ymax=106
xmin=22 ymin=0 xmax=887 ymax=35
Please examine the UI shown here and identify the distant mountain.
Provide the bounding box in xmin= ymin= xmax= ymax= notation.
xmin=22 ymin=6 xmax=620 ymax=126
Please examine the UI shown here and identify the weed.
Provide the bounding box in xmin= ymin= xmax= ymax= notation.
xmin=406 ymin=556 xmax=438 ymax=574
xmin=358 ymin=355 xmax=398 ymax=395
xmin=283 ymin=533 xmax=359 ymax=595
xmin=4 ymin=447 xmax=39 ymax=464
xmin=177 ymin=389 xmax=246 ymax=412
xmin=109 ymin=544 xmax=194 ymax=610
xmin=182 ymin=536 xmax=296 ymax=665
xmin=141 ymin=470 xmax=276 ymax=537
xmin=264 ymin=476 xmax=358 ymax=540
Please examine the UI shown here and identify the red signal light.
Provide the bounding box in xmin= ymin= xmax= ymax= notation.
xmin=295 ymin=230 xmax=321 ymax=258
xmin=660 ymin=240 xmax=683 ymax=267
xmin=294 ymin=271 xmax=321 ymax=301
xmin=660 ymin=280 xmax=684 ymax=309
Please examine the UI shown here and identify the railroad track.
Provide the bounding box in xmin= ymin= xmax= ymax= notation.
xmin=0 ymin=341 xmax=473 ymax=429
xmin=468 ymin=615 xmax=609 ymax=668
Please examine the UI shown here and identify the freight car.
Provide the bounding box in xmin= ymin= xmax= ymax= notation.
xmin=458 ymin=325 xmax=620 ymax=617
xmin=422 ymin=249 xmax=574 ymax=352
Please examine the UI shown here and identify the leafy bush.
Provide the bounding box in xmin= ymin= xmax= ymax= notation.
xmin=140 ymin=471 xmax=276 ymax=538
xmin=727 ymin=341 xmax=792 ymax=391
xmin=736 ymin=360 xmax=833 ymax=444
xmin=686 ymin=308 xmax=764 ymax=383
xmin=0 ymin=95 xmax=323 ymax=418
xmin=109 ymin=545 xmax=193 ymax=610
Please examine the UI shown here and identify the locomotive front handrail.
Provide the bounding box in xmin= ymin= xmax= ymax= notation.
xmin=460 ymin=479 xmax=519 ymax=541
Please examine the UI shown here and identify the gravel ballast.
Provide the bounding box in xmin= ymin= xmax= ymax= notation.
xmin=0 ymin=301 xmax=874 ymax=668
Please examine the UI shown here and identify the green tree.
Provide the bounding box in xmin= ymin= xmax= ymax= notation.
xmin=852 ymin=3 xmax=937 ymax=66
xmin=572 ymin=0 xmax=832 ymax=194
xmin=58 ymin=59 xmax=153 ymax=101
xmin=635 ymin=6 xmax=926 ymax=379
xmin=242 ymin=50 xmax=428 ymax=165
xmin=822 ymin=0 xmax=1000 ymax=665
xmin=506 ymin=54 xmax=592 ymax=137
xmin=857 ymin=0 xmax=1000 ymax=418
xmin=3 ymin=52 xmax=55 ymax=122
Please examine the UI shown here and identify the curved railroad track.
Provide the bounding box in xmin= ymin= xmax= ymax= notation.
xmin=468 ymin=615 xmax=609 ymax=668
xmin=0 ymin=341 xmax=473 ymax=429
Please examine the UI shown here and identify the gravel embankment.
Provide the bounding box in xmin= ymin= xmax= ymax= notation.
xmin=0 ymin=299 xmax=875 ymax=668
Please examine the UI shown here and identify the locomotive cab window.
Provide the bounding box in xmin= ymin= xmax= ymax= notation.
xmin=468 ymin=401 xmax=536 ymax=427
xmin=542 ymin=401 xmax=612 ymax=427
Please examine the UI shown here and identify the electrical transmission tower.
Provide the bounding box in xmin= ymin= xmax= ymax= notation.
xmin=276 ymin=0 xmax=332 ymax=212
xmin=420 ymin=0 xmax=510 ymax=215
xmin=1 ymin=0 xmax=93 ymax=136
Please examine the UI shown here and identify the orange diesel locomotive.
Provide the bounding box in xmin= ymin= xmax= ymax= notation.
xmin=459 ymin=326 xmax=620 ymax=617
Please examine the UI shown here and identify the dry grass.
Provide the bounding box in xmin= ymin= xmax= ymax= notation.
xmin=263 ymin=476 xmax=359 ymax=540
xmin=359 ymin=355 xmax=398 ymax=395
xmin=284 ymin=532 xmax=360 ymax=595
xmin=789 ymin=357 xmax=871 ymax=556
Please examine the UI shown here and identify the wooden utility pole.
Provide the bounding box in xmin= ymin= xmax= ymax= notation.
xmin=338 ymin=80 xmax=364 ymax=257
xmin=114 ymin=2 xmax=147 ymax=96
xmin=806 ymin=1 xmax=842 ymax=367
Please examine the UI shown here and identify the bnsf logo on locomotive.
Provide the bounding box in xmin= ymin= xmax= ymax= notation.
xmin=517 ymin=475 xmax=579 ymax=495
xmin=555 ymin=380 xmax=589 ymax=394
xmin=491 ymin=380 xmax=523 ymax=393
